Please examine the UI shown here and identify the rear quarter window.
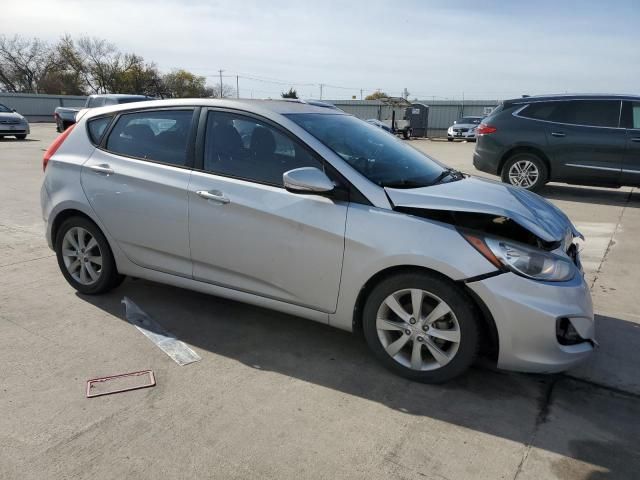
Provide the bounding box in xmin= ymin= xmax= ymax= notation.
xmin=87 ymin=116 xmax=113 ymax=145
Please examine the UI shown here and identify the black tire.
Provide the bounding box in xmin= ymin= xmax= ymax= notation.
xmin=447 ymin=137 xmax=453 ymax=142
xmin=362 ymin=272 xmax=479 ymax=383
xmin=402 ymin=129 xmax=411 ymax=140
xmin=501 ymin=153 xmax=548 ymax=192
xmin=54 ymin=216 xmax=124 ymax=295
xmin=15 ymin=134 xmax=27 ymax=140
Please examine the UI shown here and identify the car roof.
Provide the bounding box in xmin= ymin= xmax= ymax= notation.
xmin=505 ymin=93 xmax=640 ymax=106
xmin=89 ymin=94 xmax=150 ymax=99
xmin=82 ymin=98 xmax=348 ymax=119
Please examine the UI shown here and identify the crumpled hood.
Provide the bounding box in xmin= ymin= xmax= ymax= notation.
xmin=385 ymin=176 xmax=579 ymax=243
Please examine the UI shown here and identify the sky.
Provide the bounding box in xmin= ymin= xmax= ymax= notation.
xmin=4 ymin=0 xmax=640 ymax=100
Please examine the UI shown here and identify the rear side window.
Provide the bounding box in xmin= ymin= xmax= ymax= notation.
xmin=520 ymin=100 xmax=620 ymax=128
xmin=105 ymin=110 xmax=194 ymax=166
xmin=86 ymin=97 xmax=104 ymax=108
xmin=87 ymin=116 xmax=112 ymax=145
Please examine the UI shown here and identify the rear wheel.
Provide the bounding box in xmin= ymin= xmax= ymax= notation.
xmin=55 ymin=217 xmax=124 ymax=294
xmin=362 ymin=272 xmax=479 ymax=383
xmin=501 ymin=153 xmax=548 ymax=192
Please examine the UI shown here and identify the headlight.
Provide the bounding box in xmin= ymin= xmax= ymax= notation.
xmin=462 ymin=232 xmax=576 ymax=282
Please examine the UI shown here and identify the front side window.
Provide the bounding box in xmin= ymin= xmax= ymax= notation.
xmin=203 ymin=111 xmax=322 ymax=186
xmin=287 ymin=113 xmax=447 ymax=189
xmin=105 ymin=110 xmax=193 ymax=166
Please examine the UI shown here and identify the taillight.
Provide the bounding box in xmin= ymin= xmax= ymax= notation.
xmin=477 ymin=123 xmax=497 ymax=135
xmin=43 ymin=123 xmax=75 ymax=172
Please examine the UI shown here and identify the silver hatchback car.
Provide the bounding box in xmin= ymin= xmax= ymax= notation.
xmin=41 ymin=99 xmax=595 ymax=383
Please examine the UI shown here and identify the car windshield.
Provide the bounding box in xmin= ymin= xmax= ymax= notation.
xmin=456 ymin=117 xmax=481 ymax=124
xmin=287 ymin=113 xmax=448 ymax=189
xmin=0 ymin=104 xmax=11 ymax=113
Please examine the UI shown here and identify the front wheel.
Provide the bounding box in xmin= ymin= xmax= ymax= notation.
xmin=55 ymin=216 xmax=124 ymax=295
xmin=16 ymin=134 xmax=27 ymax=140
xmin=501 ymin=153 xmax=548 ymax=192
xmin=447 ymin=137 xmax=453 ymax=142
xmin=362 ymin=272 xmax=479 ymax=383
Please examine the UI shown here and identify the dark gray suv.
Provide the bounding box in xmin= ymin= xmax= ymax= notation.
xmin=473 ymin=94 xmax=640 ymax=191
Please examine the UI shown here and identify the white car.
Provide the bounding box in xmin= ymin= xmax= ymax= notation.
xmin=447 ymin=116 xmax=483 ymax=142
xmin=0 ymin=103 xmax=30 ymax=140
xmin=40 ymin=99 xmax=595 ymax=383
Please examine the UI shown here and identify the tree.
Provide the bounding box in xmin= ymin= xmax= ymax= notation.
xmin=281 ymin=87 xmax=298 ymax=99
xmin=162 ymin=69 xmax=212 ymax=98
xmin=365 ymin=90 xmax=389 ymax=100
xmin=0 ymin=35 xmax=60 ymax=93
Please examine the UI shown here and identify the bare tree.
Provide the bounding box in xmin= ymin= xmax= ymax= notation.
xmin=0 ymin=35 xmax=60 ymax=93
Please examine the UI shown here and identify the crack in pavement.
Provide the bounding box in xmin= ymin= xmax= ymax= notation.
xmin=589 ymin=187 xmax=635 ymax=290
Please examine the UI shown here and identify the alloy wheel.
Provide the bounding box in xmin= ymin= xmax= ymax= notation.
xmin=376 ymin=288 xmax=461 ymax=371
xmin=61 ymin=227 xmax=103 ymax=285
xmin=508 ymin=160 xmax=539 ymax=188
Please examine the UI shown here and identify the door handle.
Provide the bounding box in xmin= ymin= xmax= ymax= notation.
xmin=196 ymin=190 xmax=230 ymax=204
xmin=551 ymin=132 xmax=566 ymax=138
xmin=631 ymin=137 xmax=640 ymax=143
xmin=87 ymin=164 xmax=114 ymax=175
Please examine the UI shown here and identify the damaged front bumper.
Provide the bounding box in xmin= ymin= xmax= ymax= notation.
xmin=467 ymin=271 xmax=595 ymax=373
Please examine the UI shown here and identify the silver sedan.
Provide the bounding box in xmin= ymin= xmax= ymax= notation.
xmin=40 ymin=99 xmax=595 ymax=383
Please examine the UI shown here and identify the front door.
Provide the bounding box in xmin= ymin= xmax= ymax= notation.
xmin=81 ymin=108 xmax=197 ymax=277
xmin=188 ymin=110 xmax=348 ymax=312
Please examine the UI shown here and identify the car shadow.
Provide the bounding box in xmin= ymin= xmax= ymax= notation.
xmin=77 ymin=277 xmax=640 ymax=477
xmin=539 ymin=184 xmax=637 ymax=207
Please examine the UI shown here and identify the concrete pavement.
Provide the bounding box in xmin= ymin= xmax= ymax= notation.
xmin=1 ymin=126 xmax=638 ymax=479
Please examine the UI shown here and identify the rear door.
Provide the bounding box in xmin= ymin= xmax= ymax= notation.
xmin=522 ymin=100 xmax=625 ymax=185
xmin=81 ymin=108 xmax=198 ymax=277
xmin=621 ymin=101 xmax=640 ymax=186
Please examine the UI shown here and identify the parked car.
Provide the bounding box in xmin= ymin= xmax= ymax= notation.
xmin=41 ymin=99 xmax=594 ymax=383
xmin=366 ymin=118 xmax=393 ymax=133
xmin=54 ymin=94 xmax=152 ymax=132
xmin=0 ymin=103 xmax=30 ymax=140
xmin=474 ymin=94 xmax=640 ymax=191
xmin=447 ymin=116 xmax=483 ymax=142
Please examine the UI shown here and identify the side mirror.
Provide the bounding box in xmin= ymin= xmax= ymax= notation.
xmin=283 ymin=167 xmax=334 ymax=194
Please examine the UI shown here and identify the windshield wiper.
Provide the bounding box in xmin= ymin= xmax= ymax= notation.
xmin=430 ymin=168 xmax=463 ymax=185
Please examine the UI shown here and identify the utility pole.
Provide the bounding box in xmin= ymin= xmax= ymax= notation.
xmin=319 ymin=83 xmax=323 ymax=100
xmin=236 ymin=75 xmax=239 ymax=99
xmin=218 ymin=69 xmax=224 ymax=98
xmin=360 ymin=89 xmax=363 ymax=100
xmin=461 ymin=91 xmax=465 ymax=116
